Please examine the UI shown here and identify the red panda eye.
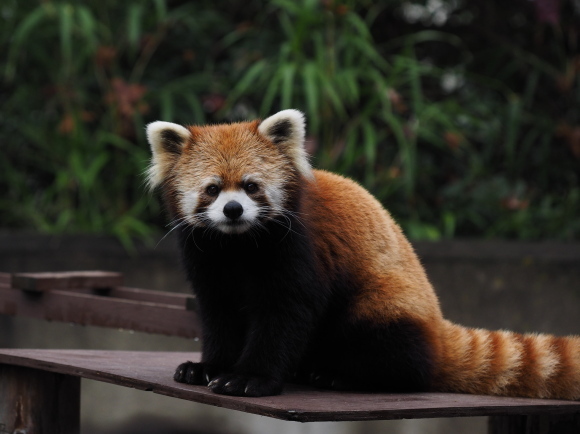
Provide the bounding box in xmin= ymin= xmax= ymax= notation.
xmin=206 ymin=185 xmax=220 ymax=196
xmin=245 ymin=183 xmax=258 ymax=194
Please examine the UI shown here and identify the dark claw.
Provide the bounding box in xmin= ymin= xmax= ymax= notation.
xmin=209 ymin=373 xmax=283 ymax=397
xmin=174 ymin=361 xmax=221 ymax=386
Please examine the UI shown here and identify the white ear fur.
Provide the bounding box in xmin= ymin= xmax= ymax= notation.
xmin=146 ymin=121 xmax=191 ymax=189
xmin=258 ymin=109 xmax=313 ymax=180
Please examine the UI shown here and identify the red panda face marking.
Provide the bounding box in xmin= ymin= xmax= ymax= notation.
xmin=146 ymin=113 xmax=312 ymax=235
xmin=205 ymin=188 xmax=260 ymax=234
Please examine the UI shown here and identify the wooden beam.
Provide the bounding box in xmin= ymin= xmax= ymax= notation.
xmin=0 ymin=364 xmax=80 ymax=434
xmin=12 ymin=271 xmax=124 ymax=291
xmin=77 ymin=286 xmax=196 ymax=309
xmin=0 ymin=287 xmax=201 ymax=338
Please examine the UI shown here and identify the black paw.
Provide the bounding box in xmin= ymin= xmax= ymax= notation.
xmin=174 ymin=361 xmax=219 ymax=385
xmin=208 ymin=373 xmax=283 ymax=397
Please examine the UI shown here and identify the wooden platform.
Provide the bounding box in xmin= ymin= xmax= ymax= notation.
xmin=2 ymin=271 xmax=580 ymax=433
xmin=1 ymin=349 xmax=580 ymax=423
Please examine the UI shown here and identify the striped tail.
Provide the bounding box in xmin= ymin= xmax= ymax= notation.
xmin=433 ymin=320 xmax=580 ymax=400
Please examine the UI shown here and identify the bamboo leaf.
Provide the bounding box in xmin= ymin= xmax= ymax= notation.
xmin=127 ymin=3 xmax=143 ymax=50
xmin=76 ymin=6 xmax=98 ymax=50
xmin=58 ymin=4 xmax=73 ymax=66
xmin=229 ymin=60 xmax=267 ymax=103
xmin=260 ymin=71 xmax=283 ymax=115
xmin=280 ymin=63 xmax=296 ymax=109
xmin=5 ymin=5 xmax=48 ymax=79
xmin=272 ymin=0 xmax=302 ymax=15
xmin=152 ymin=0 xmax=167 ymax=21
xmin=383 ymin=110 xmax=416 ymax=197
xmin=184 ymin=94 xmax=206 ymax=124
xmin=84 ymin=152 xmax=109 ymax=187
xmin=505 ymin=95 xmax=522 ymax=167
xmin=345 ymin=12 xmax=371 ymax=39
xmin=363 ymin=120 xmax=377 ymax=185
xmin=302 ymin=62 xmax=319 ymax=132
xmin=160 ymin=92 xmax=174 ymax=121
xmin=348 ymin=36 xmax=389 ymax=70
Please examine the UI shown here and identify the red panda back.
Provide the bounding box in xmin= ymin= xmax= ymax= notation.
xmin=303 ymin=169 xmax=443 ymax=325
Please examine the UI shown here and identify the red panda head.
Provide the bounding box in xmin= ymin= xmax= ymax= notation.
xmin=146 ymin=110 xmax=313 ymax=235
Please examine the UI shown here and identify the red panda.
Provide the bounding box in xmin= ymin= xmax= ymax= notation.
xmin=146 ymin=109 xmax=580 ymax=398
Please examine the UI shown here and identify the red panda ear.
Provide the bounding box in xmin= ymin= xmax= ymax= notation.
xmin=146 ymin=121 xmax=191 ymax=189
xmin=258 ymin=109 xmax=314 ymax=180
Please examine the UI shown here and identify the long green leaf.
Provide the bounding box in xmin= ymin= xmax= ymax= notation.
xmin=280 ymin=63 xmax=296 ymax=109
xmin=127 ymin=4 xmax=143 ymax=50
xmin=5 ymin=5 xmax=49 ymax=79
xmin=302 ymin=62 xmax=319 ymax=132
xmin=260 ymin=72 xmax=283 ymax=115
xmin=76 ymin=6 xmax=98 ymax=50
xmin=229 ymin=60 xmax=267 ymax=103
xmin=59 ymin=4 xmax=73 ymax=66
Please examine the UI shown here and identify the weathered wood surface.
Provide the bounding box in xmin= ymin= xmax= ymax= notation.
xmin=0 ymin=364 xmax=80 ymax=434
xmin=11 ymin=271 xmax=124 ymax=291
xmin=1 ymin=349 xmax=579 ymax=423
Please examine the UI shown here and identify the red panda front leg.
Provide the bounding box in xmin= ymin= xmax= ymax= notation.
xmin=208 ymin=290 xmax=322 ymax=397
xmin=174 ymin=291 xmax=247 ymax=387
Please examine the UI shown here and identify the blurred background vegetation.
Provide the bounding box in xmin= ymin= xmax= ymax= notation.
xmin=1 ymin=0 xmax=579 ymax=247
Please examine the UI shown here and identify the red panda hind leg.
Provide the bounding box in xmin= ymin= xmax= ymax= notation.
xmin=295 ymin=314 xmax=436 ymax=393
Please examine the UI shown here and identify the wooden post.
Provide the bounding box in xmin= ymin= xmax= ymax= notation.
xmin=489 ymin=414 xmax=580 ymax=434
xmin=0 ymin=364 xmax=80 ymax=434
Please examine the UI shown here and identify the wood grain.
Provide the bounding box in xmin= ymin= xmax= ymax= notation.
xmin=1 ymin=349 xmax=580 ymax=423
xmin=0 ymin=364 xmax=80 ymax=434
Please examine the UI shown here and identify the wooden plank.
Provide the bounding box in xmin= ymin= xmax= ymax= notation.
xmin=1 ymin=350 xmax=580 ymax=423
xmin=96 ymin=286 xmax=196 ymax=309
xmin=0 ymin=287 xmax=200 ymax=339
xmin=0 ymin=363 xmax=80 ymax=434
xmin=105 ymin=286 xmax=190 ymax=305
xmin=12 ymin=271 xmax=123 ymax=291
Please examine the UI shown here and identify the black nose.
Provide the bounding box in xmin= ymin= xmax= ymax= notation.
xmin=223 ymin=200 xmax=244 ymax=219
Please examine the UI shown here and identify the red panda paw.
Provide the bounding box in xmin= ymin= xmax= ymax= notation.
xmin=208 ymin=373 xmax=283 ymax=397
xmin=174 ymin=361 xmax=220 ymax=386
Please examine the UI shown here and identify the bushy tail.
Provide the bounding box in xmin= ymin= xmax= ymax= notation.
xmin=434 ymin=320 xmax=580 ymax=400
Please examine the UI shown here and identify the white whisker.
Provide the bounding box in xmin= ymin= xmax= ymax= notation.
xmin=156 ymin=220 xmax=188 ymax=248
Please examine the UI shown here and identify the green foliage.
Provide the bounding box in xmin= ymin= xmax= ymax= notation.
xmin=1 ymin=0 xmax=579 ymax=242
xmin=0 ymin=0 xmax=225 ymax=247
